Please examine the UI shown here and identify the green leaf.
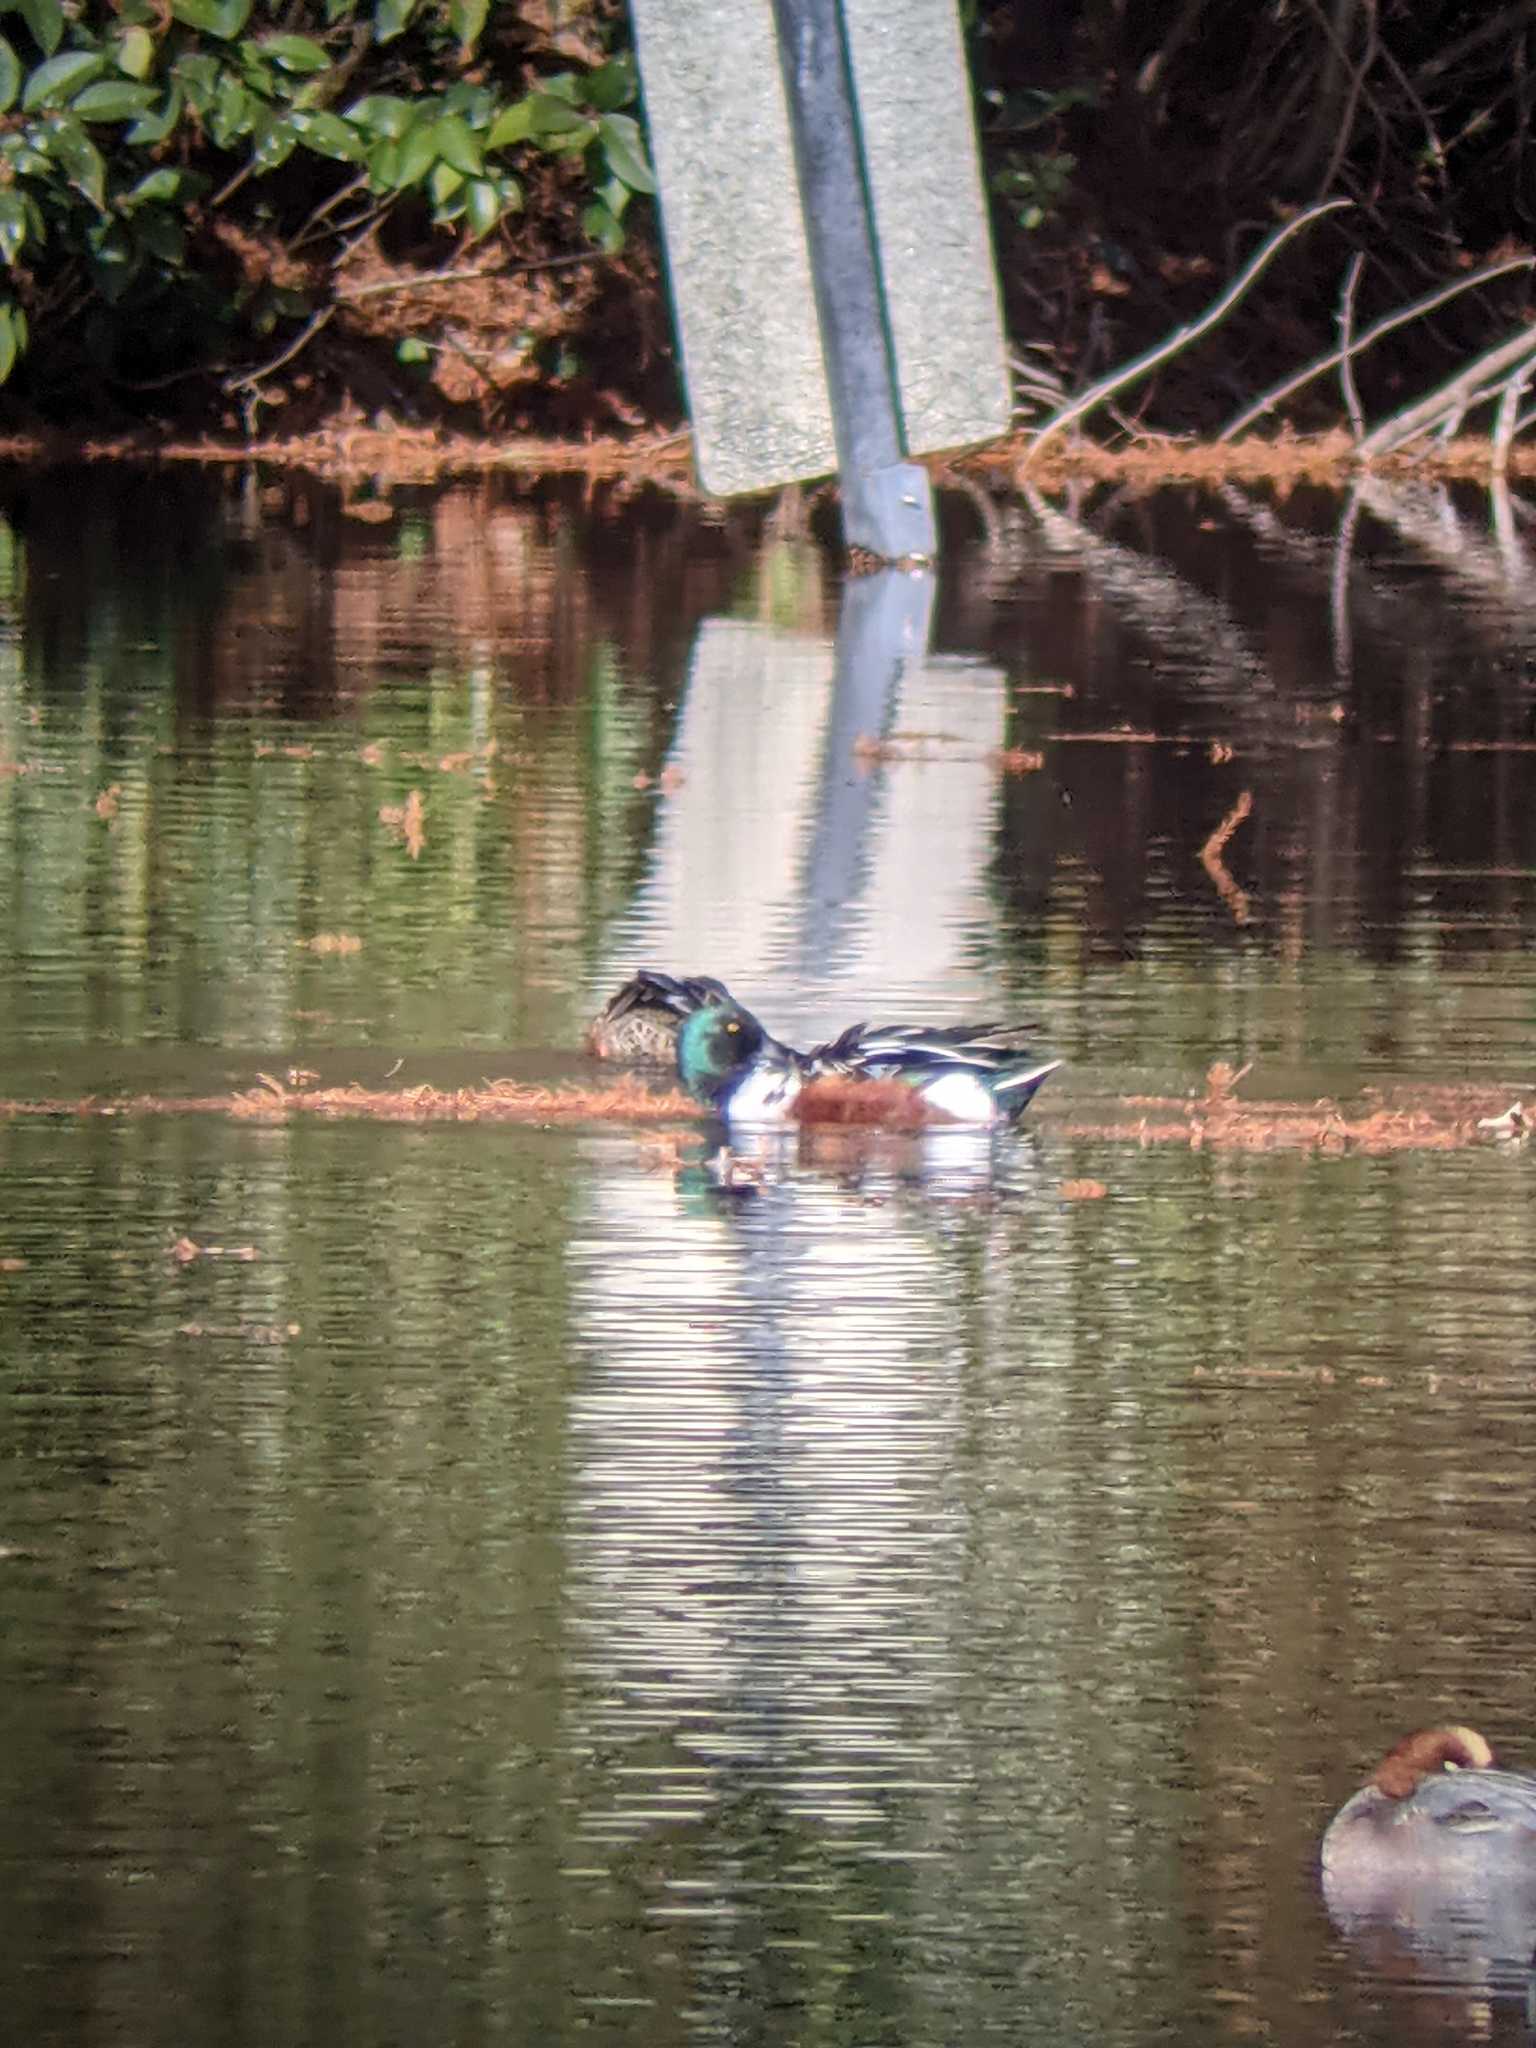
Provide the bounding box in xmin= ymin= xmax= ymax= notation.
xmin=0 ymin=36 xmax=19 ymax=114
xmin=260 ymin=35 xmax=330 ymax=73
xmin=396 ymin=336 xmax=429 ymax=363
xmin=16 ymin=0 xmax=64 ymax=60
xmin=582 ymin=199 xmax=624 ymax=254
xmin=133 ymin=207 xmax=184 ymax=264
xmin=431 ymin=113 xmax=482 ymax=176
xmin=210 ymin=74 xmax=255 ymax=147
xmin=87 ymin=219 xmax=137 ymax=302
xmin=22 ymin=51 xmax=107 ymax=109
xmin=344 ymin=93 xmax=413 ymax=139
xmin=0 ymin=192 xmax=29 ymax=265
xmin=597 ymin=113 xmax=655 ymax=193
xmin=172 ymin=53 xmax=220 ymax=113
xmin=72 ymin=81 xmax=160 ymax=122
xmin=428 ymin=159 xmax=463 ymax=204
xmin=0 ymin=304 xmax=19 ymax=384
xmin=170 ymin=0 xmax=252 ymax=36
xmin=486 ymin=97 xmax=534 ymax=150
xmin=292 ymin=108 xmax=365 ymax=161
xmin=448 ymin=0 xmax=487 ymax=52
xmin=441 ymin=81 xmax=491 ymax=123
xmin=373 ymin=0 xmax=419 ymax=44
xmin=527 ymin=90 xmax=589 ymax=139
xmin=387 ymin=116 xmax=437 ymax=188
xmin=462 ymin=175 xmax=500 ymax=238
xmin=253 ymin=115 xmax=297 ymax=169
xmin=537 ymin=72 xmax=581 ymax=105
xmin=594 ymin=173 xmax=629 ymax=220
xmin=46 ymin=116 xmax=107 ymax=209
xmin=126 ymin=84 xmax=181 ymax=145
xmin=586 ymin=58 xmax=636 ymax=113
xmin=117 ymin=25 xmax=155 ymax=80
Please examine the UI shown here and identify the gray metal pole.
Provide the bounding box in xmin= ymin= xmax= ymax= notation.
xmin=770 ymin=0 xmax=938 ymax=562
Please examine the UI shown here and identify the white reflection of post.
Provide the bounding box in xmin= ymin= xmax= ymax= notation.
xmin=601 ymin=571 xmax=1010 ymax=1029
xmin=563 ymin=1148 xmax=970 ymax=1848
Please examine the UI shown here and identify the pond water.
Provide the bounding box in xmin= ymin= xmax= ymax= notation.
xmin=3 ymin=465 xmax=1536 ymax=2047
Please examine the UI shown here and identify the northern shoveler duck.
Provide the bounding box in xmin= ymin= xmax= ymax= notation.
xmin=668 ymin=979 xmax=1060 ymax=1128
xmin=1322 ymin=1727 xmax=1536 ymax=1889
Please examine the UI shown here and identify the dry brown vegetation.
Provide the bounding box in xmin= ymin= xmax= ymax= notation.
xmin=0 ymin=1069 xmax=1526 ymax=1157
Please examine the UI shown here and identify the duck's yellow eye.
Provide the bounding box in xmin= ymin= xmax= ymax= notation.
xmin=726 ymin=1020 xmax=740 ymax=1034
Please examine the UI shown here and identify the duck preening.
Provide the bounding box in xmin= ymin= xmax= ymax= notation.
xmin=590 ymin=969 xmax=1060 ymax=1128
xmin=586 ymin=970 xmax=734 ymax=1062
xmin=1322 ymin=1726 xmax=1536 ymax=1883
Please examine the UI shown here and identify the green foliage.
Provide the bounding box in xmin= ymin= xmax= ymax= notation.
xmin=979 ymin=82 xmax=1094 ymax=233
xmin=0 ymin=0 xmax=656 ymax=390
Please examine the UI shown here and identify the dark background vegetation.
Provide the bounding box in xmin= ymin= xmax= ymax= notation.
xmin=2 ymin=0 xmax=1533 ymax=441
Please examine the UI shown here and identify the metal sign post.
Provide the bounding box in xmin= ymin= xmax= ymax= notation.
xmin=628 ymin=0 xmax=1010 ymax=560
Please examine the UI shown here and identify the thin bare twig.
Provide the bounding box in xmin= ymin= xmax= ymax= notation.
xmin=223 ymin=304 xmax=335 ymax=395
xmin=335 ymin=264 xmax=506 ymax=302
xmin=1220 ymin=255 xmax=1536 ymax=439
xmin=1020 ymin=199 xmax=1350 ymax=466
xmin=290 ymin=172 xmax=370 ymax=251
xmin=1491 ymin=361 xmax=1533 ymax=472
xmin=1336 ymin=250 xmax=1366 ymax=441
xmin=1359 ymin=324 xmax=1536 ymax=455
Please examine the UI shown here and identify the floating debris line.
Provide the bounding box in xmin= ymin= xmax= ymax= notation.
xmin=0 ymin=1069 xmax=1526 ymax=1154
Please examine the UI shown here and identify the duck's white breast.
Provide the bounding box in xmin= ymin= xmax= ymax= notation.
xmin=726 ymin=1064 xmax=802 ymax=1124
xmin=916 ymin=1071 xmax=1003 ymax=1126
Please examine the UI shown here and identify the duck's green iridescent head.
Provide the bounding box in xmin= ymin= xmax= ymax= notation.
xmin=676 ymin=998 xmax=766 ymax=1109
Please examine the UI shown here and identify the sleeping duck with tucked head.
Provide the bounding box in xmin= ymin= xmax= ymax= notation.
xmin=1321 ymin=1726 xmax=1536 ymax=1985
xmin=1322 ymin=1726 xmax=1536 ymax=1871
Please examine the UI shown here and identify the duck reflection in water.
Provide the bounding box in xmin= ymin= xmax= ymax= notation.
xmin=1322 ymin=1726 xmax=1536 ymax=1995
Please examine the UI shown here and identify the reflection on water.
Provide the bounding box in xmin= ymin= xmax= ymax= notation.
xmin=4 ymin=468 xmax=1536 ymax=2044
